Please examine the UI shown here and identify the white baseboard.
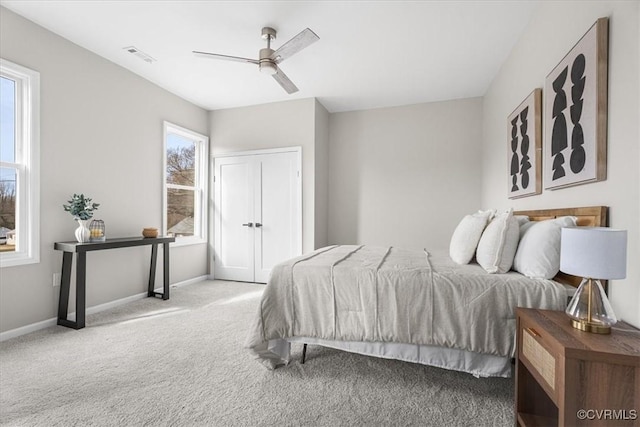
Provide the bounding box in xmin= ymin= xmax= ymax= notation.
xmin=170 ymin=275 xmax=209 ymax=289
xmin=0 ymin=317 xmax=59 ymax=342
xmin=0 ymin=275 xmax=209 ymax=342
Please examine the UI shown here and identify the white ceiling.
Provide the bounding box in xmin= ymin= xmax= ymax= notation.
xmin=1 ymin=1 xmax=537 ymax=113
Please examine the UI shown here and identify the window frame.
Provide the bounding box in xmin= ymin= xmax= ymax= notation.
xmin=162 ymin=121 xmax=208 ymax=247
xmin=0 ymin=59 xmax=40 ymax=268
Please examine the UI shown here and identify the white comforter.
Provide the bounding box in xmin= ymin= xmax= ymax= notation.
xmin=246 ymin=245 xmax=566 ymax=369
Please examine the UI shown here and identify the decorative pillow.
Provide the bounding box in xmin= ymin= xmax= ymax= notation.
xmin=513 ymin=216 xmax=577 ymax=279
xmin=449 ymin=209 xmax=496 ymax=265
xmin=476 ymin=208 xmax=520 ymax=274
xmin=514 ymin=215 xmax=530 ymax=226
xmin=518 ymin=220 xmax=535 ymax=239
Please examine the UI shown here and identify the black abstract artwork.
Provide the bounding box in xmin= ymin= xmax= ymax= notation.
xmin=510 ymin=116 xmax=519 ymax=192
xmin=570 ymin=54 xmax=586 ymax=174
xmin=551 ymin=67 xmax=568 ymax=180
xmin=519 ymin=107 xmax=532 ymax=188
xmin=544 ymin=18 xmax=608 ymax=190
xmin=508 ymin=89 xmax=541 ymax=199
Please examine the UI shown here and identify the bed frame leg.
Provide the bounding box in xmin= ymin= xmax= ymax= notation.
xmin=301 ymin=344 xmax=307 ymax=364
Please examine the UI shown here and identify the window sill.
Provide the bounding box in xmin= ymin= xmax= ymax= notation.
xmin=0 ymin=252 xmax=40 ymax=268
xmin=170 ymin=237 xmax=207 ymax=248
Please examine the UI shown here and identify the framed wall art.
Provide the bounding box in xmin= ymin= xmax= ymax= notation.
xmin=508 ymin=89 xmax=541 ymax=199
xmin=544 ymin=17 xmax=608 ymax=190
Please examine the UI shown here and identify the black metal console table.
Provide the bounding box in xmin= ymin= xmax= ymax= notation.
xmin=54 ymin=236 xmax=175 ymax=329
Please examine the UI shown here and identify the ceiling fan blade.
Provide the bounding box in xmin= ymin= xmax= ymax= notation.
xmin=270 ymin=28 xmax=319 ymax=63
xmin=272 ymin=67 xmax=299 ymax=94
xmin=193 ymin=51 xmax=259 ymax=65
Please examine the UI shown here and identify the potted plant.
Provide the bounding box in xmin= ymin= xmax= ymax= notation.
xmin=63 ymin=194 xmax=100 ymax=243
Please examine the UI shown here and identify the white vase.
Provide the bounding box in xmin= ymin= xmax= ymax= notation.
xmin=75 ymin=219 xmax=91 ymax=243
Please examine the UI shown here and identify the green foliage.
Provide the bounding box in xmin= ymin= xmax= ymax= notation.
xmin=63 ymin=194 xmax=100 ymax=220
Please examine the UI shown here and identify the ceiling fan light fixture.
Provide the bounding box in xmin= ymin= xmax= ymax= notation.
xmin=259 ymin=61 xmax=277 ymax=75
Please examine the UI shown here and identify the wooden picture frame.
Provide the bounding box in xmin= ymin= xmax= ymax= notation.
xmin=508 ymin=89 xmax=542 ymax=199
xmin=544 ymin=17 xmax=608 ymax=190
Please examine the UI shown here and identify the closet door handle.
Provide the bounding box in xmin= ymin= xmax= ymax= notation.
xmin=255 ymin=223 xmax=262 ymax=228
xmin=242 ymin=223 xmax=254 ymax=227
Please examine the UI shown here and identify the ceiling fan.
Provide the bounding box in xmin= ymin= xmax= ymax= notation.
xmin=193 ymin=27 xmax=319 ymax=94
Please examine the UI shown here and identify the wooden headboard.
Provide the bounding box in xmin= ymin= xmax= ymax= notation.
xmin=513 ymin=206 xmax=609 ymax=288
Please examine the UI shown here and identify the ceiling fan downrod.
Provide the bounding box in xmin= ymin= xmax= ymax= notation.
xmin=259 ymin=27 xmax=278 ymax=75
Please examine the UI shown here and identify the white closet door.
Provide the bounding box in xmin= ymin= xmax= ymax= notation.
xmin=214 ymin=156 xmax=255 ymax=282
xmin=254 ymin=152 xmax=301 ymax=283
xmin=214 ymin=148 xmax=301 ymax=284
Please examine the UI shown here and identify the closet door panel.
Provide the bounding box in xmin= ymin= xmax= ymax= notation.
xmin=214 ymin=157 xmax=255 ymax=282
xmin=254 ymin=152 xmax=300 ymax=283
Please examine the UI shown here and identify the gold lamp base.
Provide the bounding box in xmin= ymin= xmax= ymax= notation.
xmin=570 ymin=318 xmax=611 ymax=334
xmin=566 ymin=278 xmax=616 ymax=335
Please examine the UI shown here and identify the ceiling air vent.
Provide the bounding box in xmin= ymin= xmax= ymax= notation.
xmin=123 ymin=46 xmax=156 ymax=63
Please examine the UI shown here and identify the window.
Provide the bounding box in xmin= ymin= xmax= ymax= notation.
xmin=163 ymin=122 xmax=208 ymax=245
xmin=0 ymin=59 xmax=39 ymax=268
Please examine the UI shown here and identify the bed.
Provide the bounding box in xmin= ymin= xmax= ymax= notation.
xmin=246 ymin=206 xmax=608 ymax=377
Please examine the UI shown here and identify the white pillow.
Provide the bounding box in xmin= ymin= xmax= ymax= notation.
xmin=449 ymin=210 xmax=496 ymax=265
xmin=476 ymin=208 xmax=520 ymax=274
xmin=513 ymin=216 xmax=577 ymax=279
xmin=514 ymin=215 xmax=530 ymax=226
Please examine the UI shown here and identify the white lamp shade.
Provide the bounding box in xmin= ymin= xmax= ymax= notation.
xmin=560 ymin=227 xmax=627 ymax=280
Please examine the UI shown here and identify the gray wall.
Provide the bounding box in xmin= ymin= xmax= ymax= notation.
xmin=0 ymin=7 xmax=209 ymax=332
xmin=481 ymin=1 xmax=640 ymax=327
xmin=314 ymin=100 xmax=330 ymax=248
xmin=328 ymin=98 xmax=484 ymax=251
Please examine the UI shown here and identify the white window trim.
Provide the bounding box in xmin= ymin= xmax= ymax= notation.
xmin=0 ymin=59 xmax=40 ymax=268
xmin=162 ymin=121 xmax=208 ymax=247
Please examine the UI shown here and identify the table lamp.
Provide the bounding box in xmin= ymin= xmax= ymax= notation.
xmin=560 ymin=227 xmax=627 ymax=334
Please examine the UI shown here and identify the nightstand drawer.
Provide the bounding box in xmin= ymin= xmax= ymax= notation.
xmin=518 ymin=315 xmax=557 ymax=400
xmin=522 ymin=327 xmax=556 ymax=389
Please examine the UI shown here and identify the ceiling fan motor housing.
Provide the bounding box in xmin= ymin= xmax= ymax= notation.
xmin=259 ymin=48 xmax=277 ymax=75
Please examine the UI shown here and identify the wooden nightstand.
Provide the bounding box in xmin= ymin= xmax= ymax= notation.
xmin=515 ymin=308 xmax=640 ymax=427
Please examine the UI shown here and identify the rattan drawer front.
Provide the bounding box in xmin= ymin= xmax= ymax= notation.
xmin=522 ymin=328 xmax=555 ymax=390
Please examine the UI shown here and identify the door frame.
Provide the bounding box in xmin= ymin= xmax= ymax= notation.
xmin=211 ymin=146 xmax=302 ymax=280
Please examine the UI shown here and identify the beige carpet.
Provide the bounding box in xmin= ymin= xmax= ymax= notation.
xmin=0 ymin=280 xmax=514 ymax=426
